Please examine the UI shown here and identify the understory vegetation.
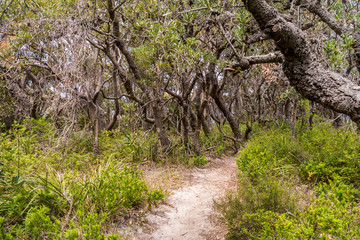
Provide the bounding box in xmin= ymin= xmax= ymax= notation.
xmin=0 ymin=117 xmax=234 ymax=239
xmin=218 ymin=121 xmax=360 ymax=239
xmin=0 ymin=118 xmax=168 ymax=239
xmin=3 ymin=117 xmax=360 ymax=239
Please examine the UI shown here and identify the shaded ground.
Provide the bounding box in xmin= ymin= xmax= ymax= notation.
xmin=133 ymin=157 xmax=238 ymax=240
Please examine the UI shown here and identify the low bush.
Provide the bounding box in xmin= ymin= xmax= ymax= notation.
xmin=221 ymin=180 xmax=360 ymax=239
xmin=70 ymin=163 xmax=164 ymax=218
xmin=99 ymin=130 xmax=160 ymax=163
xmin=0 ymin=119 xmax=164 ymax=239
xmin=219 ymin=123 xmax=360 ymax=239
xmin=1 ymin=163 xmax=163 ymax=239
xmin=299 ymin=124 xmax=360 ymax=185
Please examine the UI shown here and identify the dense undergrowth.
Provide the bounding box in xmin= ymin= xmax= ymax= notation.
xmin=0 ymin=118 xmax=168 ymax=239
xmin=0 ymin=118 xmax=234 ymax=239
xmin=7 ymin=116 xmax=358 ymax=239
xmin=218 ymin=122 xmax=360 ymax=239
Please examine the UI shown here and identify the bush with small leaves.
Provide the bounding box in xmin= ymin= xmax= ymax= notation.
xmin=220 ymin=123 xmax=360 ymax=239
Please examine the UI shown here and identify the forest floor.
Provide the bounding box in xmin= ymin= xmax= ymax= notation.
xmin=127 ymin=156 xmax=238 ymax=240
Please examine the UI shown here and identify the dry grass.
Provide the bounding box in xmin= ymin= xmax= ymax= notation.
xmin=140 ymin=164 xmax=187 ymax=197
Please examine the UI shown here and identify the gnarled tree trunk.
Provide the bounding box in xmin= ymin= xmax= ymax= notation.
xmin=207 ymin=63 xmax=242 ymax=139
xmin=243 ymin=0 xmax=360 ymax=129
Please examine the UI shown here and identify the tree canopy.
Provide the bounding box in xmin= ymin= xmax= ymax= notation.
xmin=1 ymin=0 xmax=359 ymax=151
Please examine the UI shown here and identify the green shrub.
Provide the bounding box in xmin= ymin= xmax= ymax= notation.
xmin=0 ymin=170 xmax=68 ymax=228
xmin=193 ymin=154 xmax=208 ymax=166
xmin=225 ymin=181 xmax=360 ymax=239
xmin=238 ymin=123 xmax=360 ymax=185
xmin=237 ymin=128 xmax=302 ymax=181
xmin=71 ymin=163 xmax=164 ymax=218
xmin=217 ymin=174 xmax=298 ymax=239
xmin=67 ymin=131 xmax=93 ymax=153
xmin=200 ymin=124 xmax=229 ymax=153
xmin=0 ymin=120 xmax=164 ymax=238
xmin=298 ymin=180 xmax=360 ymax=239
xmin=183 ymin=153 xmax=208 ymax=167
xmin=1 ymin=163 xmax=163 ymax=238
xmin=99 ymin=130 xmax=160 ymax=163
xmin=221 ymin=123 xmax=360 ymax=239
xmin=24 ymin=206 xmax=61 ymax=239
xmin=299 ymin=124 xmax=360 ymax=185
xmin=223 ymin=210 xmax=294 ymax=240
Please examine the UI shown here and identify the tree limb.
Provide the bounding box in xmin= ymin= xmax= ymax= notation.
xmin=243 ymin=0 xmax=360 ymax=127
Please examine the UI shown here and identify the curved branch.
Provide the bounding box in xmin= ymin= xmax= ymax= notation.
xmin=232 ymin=52 xmax=284 ymax=70
xmin=243 ymin=0 xmax=360 ymax=127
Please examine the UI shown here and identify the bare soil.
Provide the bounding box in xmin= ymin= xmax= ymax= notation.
xmin=133 ymin=157 xmax=238 ymax=240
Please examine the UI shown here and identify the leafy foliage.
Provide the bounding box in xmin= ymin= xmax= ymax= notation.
xmin=219 ymin=123 xmax=360 ymax=239
xmin=0 ymin=119 xmax=163 ymax=239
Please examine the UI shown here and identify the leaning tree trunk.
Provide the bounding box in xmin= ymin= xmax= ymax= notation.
xmin=107 ymin=0 xmax=172 ymax=151
xmin=242 ymin=0 xmax=360 ymax=129
xmin=207 ymin=63 xmax=242 ymax=139
xmin=212 ymin=95 xmax=242 ymax=139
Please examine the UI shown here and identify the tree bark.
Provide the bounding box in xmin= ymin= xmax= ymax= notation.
xmin=106 ymin=68 xmax=120 ymax=131
xmin=285 ymin=98 xmax=291 ymax=124
xmin=181 ymin=102 xmax=190 ymax=149
xmin=193 ymin=79 xmax=208 ymax=155
xmin=242 ymin=0 xmax=360 ymax=128
xmin=152 ymin=100 xmax=171 ymax=152
xmin=106 ymin=0 xmax=171 ymax=150
xmin=207 ymin=63 xmax=242 ymax=139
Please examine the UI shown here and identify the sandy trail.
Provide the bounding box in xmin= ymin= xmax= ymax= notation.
xmin=135 ymin=157 xmax=238 ymax=240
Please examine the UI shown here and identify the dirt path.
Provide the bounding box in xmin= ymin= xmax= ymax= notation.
xmin=134 ymin=157 xmax=238 ymax=240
